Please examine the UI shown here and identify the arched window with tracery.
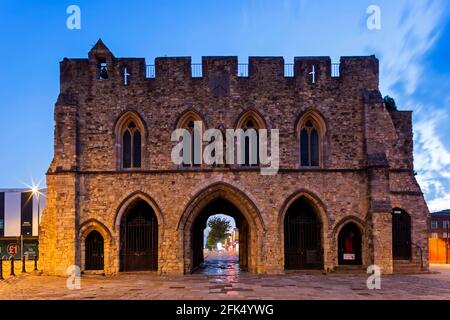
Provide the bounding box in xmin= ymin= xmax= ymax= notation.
xmin=176 ymin=110 xmax=204 ymax=167
xmin=184 ymin=119 xmax=202 ymax=167
xmin=300 ymin=120 xmax=319 ymax=167
xmin=236 ymin=110 xmax=266 ymax=167
xmin=115 ymin=111 xmax=146 ymax=170
xmin=122 ymin=121 xmax=141 ymax=169
xmin=297 ymin=111 xmax=326 ymax=168
xmin=242 ymin=119 xmax=259 ymax=166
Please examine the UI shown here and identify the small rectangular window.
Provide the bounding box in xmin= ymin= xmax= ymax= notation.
xmin=98 ymin=59 xmax=109 ymax=80
xmin=432 ymin=233 xmax=438 ymax=239
xmin=431 ymin=221 xmax=438 ymax=229
xmin=444 ymin=221 xmax=450 ymax=229
xmin=443 ymin=232 xmax=448 ymax=238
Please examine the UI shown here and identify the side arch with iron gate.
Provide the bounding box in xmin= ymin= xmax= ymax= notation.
xmin=392 ymin=208 xmax=412 ymax=260
xmin=79 ymin=219 xmax=112 ymax=273
xmin=119 ymin=199 xmax=158 ymax=271
xmin=85 ymin=230 xmax=104 ymax=270
xmin=278 ymin=189 xmax=329 ymax=270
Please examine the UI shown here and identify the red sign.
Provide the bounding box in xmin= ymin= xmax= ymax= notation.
xmin=7 ymin=243 xmax=20 ymax=256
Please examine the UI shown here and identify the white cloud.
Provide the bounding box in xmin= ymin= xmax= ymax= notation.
xmin=427 ymin=193 xmax=450 ymax=212
xmin=415 ymin=110 xmax=450 ymax=171
xmin=238 ymin=0 xmax=450 ymax=211
xmin=414 ymin=108 xmax=450 ymax=211
xmin=367 ymin=0 xmax=445 ymax=96
xmin=366 ymin=0 xmax=450 ymax=211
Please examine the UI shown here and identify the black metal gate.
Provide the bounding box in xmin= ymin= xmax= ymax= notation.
xmin=284 ymin=199 xmax=322 ymax=269
xmin=392 ymin=208 xmax=412 ymax=260
xmin=85 ymin=230 xmax=104 ymax=270
xmin=120 ymin=201 xmax=158 ymax=271
xmin=338 ymin=223 xmax=362 ymax=265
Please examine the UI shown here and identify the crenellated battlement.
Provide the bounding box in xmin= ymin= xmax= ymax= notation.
xmin=59 ymin=39 xmax=379 ymax=94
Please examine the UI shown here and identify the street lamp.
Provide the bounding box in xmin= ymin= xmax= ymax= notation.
xmin=31 ymin=186 xmax=41 ymax=235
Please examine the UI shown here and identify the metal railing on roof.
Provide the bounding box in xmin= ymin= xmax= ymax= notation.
xmin=146 ymin=65 xmax=155 ymax=78
xmin=331 ymin=63 xmax=340 ymax=77
xmin=145 ymin=63 xmax=340 ymax=78
xmin=191 ymin=63 xmax=202 ymax=78
xmin=238 ymin=63 xmax=248 ymax=77
xmin=284 ymin=63 xmax=294 ymax=77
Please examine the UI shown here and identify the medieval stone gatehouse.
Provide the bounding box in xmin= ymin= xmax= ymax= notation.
xmin=39 ymin=40 xmax=429 ymax=275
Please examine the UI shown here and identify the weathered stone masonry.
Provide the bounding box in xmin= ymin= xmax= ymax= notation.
xmin=39 ymin=40 xmax=429 ymax=276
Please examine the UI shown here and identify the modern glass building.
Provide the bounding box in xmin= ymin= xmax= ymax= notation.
xmin=0 ymin=188 xmax=46 ymax=259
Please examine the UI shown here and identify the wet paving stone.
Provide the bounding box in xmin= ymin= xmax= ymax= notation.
xmin=2 ymin=264 xmax=450 ymax=300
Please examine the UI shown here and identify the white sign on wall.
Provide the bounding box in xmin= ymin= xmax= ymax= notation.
xmin=343 ymin=254 xmax=355 ymax=260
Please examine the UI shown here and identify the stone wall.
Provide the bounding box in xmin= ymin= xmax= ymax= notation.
xmin=39 ymin=40 xmax=429 ymax=276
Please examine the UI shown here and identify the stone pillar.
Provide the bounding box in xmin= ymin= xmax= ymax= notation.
xmin=40 ymin=174 xmax=78 ymax=276
xmin=263 ymin=228 xmax=284 ymax=275
xmin=363 ymin=89 xmax=394 ymax=274
xmin=40 ymin=96 xmax=79 ymax=276
xmin=370 ymin=207 xmax=394 ymax=274
xmin=367 ymin=157 xmax=393 ymax=274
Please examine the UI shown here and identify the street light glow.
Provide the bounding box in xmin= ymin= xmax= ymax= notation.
xmin=31 ymin=185 xmax=39 ymax=195
xmin=23 ymin=177 xmax=45 ymax=197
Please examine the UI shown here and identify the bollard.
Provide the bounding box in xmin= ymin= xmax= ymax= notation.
xmin=0 ymin=259 xmax=3 ymax=280
xmin=10 ymin=257 xmax=15 ymax=276
xmin=22 ymin=256 xmax=26 ymax=273
xmin=34 ymin=257 xmax=38 ymax=271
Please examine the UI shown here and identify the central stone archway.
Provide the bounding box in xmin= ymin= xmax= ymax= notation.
xmin=177 ymin=182 xmax=266 ymax=274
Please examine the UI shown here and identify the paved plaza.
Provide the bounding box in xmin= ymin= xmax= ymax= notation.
xmin=1 ymin=254 xmax=450 ymax=300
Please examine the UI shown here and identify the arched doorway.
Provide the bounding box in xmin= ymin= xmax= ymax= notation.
xmin=392 ymin=208 xmax=412 ymax=260
xmin=85 ymin=230 xmax=104 ymax=270
xmin=191 ymin=198 xmax=249 ymax=274
xmin=337 ymin=223 xmax=362 ymax=265
xmin=120 ymin=200 xmax=158 ymax=271
xmin=284 ymin=197 xmax=323 ymax=269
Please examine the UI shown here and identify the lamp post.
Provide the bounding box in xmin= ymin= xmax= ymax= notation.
xmin=31 ymin=186 xmax=41 ymax=236
xmin=37 ymin=190 xmax=40 ymax=231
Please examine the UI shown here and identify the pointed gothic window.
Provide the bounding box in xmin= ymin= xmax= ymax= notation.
xmin=182 ymin=120 xmax=201 ymax=167
xmin=175 ymin=110 xmax=205 ymax=168
xmin=122 ymin=121 xmax=141 ymax=169
xmin=300 ymin=119 xmax=320 ymax=167
xmin=243 ymin=119 xmax=260 ymax=166
xmin=236 ymin=111 xmax=265 ymax=168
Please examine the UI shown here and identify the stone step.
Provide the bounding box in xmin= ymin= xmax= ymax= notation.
xmin=393 ymin=259 xmax=420 ymax=264
xmin=332 ymin=265 xmax=366 ymax=274
xmin=393 ymin=269 xmax=429 ymax=275
xmin=393 ymin=260 xmax=427 ymax=274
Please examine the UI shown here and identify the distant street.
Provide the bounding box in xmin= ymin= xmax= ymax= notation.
xmin=194 ymin=250 xmax=240 ymax=275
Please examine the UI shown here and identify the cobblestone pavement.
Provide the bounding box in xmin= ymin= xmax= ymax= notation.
xmin=1 ymin=263 xmax=450 ymax=300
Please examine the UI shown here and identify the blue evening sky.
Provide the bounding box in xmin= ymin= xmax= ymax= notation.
xmin=0 ymin=0 xmax=449 ymax=211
